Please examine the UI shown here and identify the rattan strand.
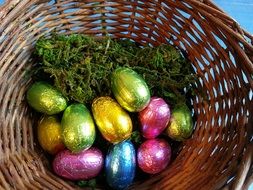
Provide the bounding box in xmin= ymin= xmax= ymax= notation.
xmin=0 ymin=0 xmax=252 ymax=189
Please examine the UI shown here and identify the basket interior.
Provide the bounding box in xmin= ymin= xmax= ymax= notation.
xmin=0 ymin=0 xmax=252 ymax=189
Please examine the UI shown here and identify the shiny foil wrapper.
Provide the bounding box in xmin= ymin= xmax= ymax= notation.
xmin=27 ymin=81 xmax=67 ymax=115
xmin=167 ymin=104 xmax=193 ymax=141
xmin=137 ymin=139 xmax=171 ymax=174
xmin=139 ymin=97 xmax=171 ymax=139
xmin=92 ymin=97 xmax=132 ymax=144
xmin=53 ymin=148 xmax=103 ymax=180
xmin=105 ymin=140 xmax=136 ymax=190
xmin=62 ymin=104 xmax=96 ymax=152
xmin=37 ymin=115 xmax=65 ymax=154
xmin=111 ymin=67 xmax=150 ymax=112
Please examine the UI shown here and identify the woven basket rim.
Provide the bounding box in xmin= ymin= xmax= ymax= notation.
xmin=0 ymin=0 xmax=252 ymax=190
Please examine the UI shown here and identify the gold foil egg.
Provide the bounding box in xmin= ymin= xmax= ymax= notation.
xmin=37 ymin=115 xmax=65 ymax=154
xmin=92 ymin=97 xmax=133 ymax=144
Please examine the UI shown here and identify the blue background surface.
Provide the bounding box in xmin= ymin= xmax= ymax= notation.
xmin=214 ymin=0 xmax=253 ymax=34
xmin=0 ymin=0 xmax=252 ymax=189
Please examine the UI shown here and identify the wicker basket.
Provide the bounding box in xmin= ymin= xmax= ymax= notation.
xmin=0 ymin=0 xmax=252 ymax=189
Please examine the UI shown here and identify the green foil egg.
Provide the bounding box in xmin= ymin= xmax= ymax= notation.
xmin=62 ymin=104 xmax=95 ymax=152
xmin=111 ymin=67 xmax=150 ymax=112
xmin=166 ymin=104 xmax=193 ymax=141
xmin=27 ymin=82 xmax=67 ymax=115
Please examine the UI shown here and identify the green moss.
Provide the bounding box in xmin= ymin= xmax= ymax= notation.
xmin=33 ymin=33 xmax=196 ymax=107
xmin=77 ymin=179 xmax=96 ymax=189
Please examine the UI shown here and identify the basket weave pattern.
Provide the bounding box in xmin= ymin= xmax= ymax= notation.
xmin=0 ymin=0 xmax=252 ymax=189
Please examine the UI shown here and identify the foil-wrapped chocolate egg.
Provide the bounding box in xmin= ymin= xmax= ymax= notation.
xmin=53 ymin=148 xmax=103 ymax=180
xmin=105 ymin=140 xmax=136 ymax=190
xmin=137 ymin=139 xmax=171 ymax=174
xmin=37 ymin=115 xmax=65 ymax=154
xmin=139 ymin=97 xmax=171 ymax=139
xmin=166 ymin=104 xmax=193 ymax=141
xmin=62 ymin=104 xmax=96 ymax=152
xmin=92 ymin=97 xmax=132 ymax=144
xmin=111 ymin=67 xmax=150 ymax=112
xmin=27 ymin=81 xmax=67 ymax=115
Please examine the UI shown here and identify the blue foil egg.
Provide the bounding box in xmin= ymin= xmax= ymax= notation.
xmin=105 ymin=140 xmax=136 ymax=190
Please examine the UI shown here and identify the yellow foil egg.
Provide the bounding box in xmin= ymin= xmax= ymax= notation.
xmin=37 ymin=115 xmax=65 ymax=154
xmin=92 ymin=97 xmax=133 ymax=144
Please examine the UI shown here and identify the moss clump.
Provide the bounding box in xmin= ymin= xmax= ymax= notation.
xmin=34 ymin=33 xmax=196 ymax=106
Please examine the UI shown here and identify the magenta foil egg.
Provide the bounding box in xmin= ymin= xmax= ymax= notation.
xmin=139 ymin=97 xmax=170 ymax=139
xmin=53 ymin=148 xmax=103 ymax=180
xmin=137 ymin=139 xmax=171 ymax=174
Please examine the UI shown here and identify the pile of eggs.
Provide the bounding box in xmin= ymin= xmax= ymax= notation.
xmin=27 ymin=67 xmax=193 ymax=189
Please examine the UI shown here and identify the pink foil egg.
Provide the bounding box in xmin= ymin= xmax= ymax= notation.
xmin=137 ymin=139 xmax=171 ymax=174
xmin=139 ymin=97 xmax=170 ymax=139
xmin=53 ymin=148 xmax=103 ymax=180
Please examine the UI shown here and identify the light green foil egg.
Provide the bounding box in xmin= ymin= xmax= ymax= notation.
xmin=62 ymin=104 xmax=95 ymax=152
xmin=27 ymin=82 xmax=67 ymax=115
xmin=111 ymin=67 xmax=150 ymax=112
xmin=167 ymin=104 xmax=193 ymax=141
